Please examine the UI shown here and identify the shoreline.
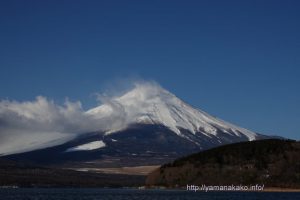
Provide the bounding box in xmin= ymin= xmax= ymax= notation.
xmin=262 ymin=187 xmax=300 ymax=192
xmin=1 ymin=186 xmax=300 ymax=192
xmin=145 ymin=186 xmax=300 ymax=192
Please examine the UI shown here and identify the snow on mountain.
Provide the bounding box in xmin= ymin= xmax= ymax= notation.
xmin=86 ymin=82 xmax=259 ymax=141
xmin=0 ymin=81 xmax=263 ymax=157
xmin=66 ymin=140 xmax=106 ymax=152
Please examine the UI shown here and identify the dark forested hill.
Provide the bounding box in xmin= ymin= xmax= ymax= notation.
xmin=146 ymin=139 xmax=300 ymax=188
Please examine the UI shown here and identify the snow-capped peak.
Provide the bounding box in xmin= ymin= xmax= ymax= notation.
xmin=86 ymin=82 xmax=258 ymax=141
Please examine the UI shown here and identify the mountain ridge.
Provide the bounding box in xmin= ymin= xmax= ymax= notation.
xmin=86 ymin=82 xmax=260 ymax=142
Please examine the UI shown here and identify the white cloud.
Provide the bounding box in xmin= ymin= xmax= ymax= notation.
xmin=0 ymin=96 xmax=106 ymax=155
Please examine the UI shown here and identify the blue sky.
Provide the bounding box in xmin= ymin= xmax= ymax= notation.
xmin=0 ymin=0 xmax=299 ymax=139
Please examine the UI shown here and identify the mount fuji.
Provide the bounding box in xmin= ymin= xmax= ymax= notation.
xmin=3 ymin=82 xmax=273 ymax=166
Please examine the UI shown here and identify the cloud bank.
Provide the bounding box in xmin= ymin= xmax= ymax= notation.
xmin=0 ymin=96 xmax=106 ymax=155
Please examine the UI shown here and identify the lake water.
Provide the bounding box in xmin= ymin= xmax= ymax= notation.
xmin=0 ymin=188 xmax=299 ymax=200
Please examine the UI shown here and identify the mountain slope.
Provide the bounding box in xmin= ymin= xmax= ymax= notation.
xmin=87 ymin=82 xmax=262 ymax=143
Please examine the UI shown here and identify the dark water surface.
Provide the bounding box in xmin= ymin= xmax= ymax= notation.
xmin=0 ymin=188 xmax=299 ymax=200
